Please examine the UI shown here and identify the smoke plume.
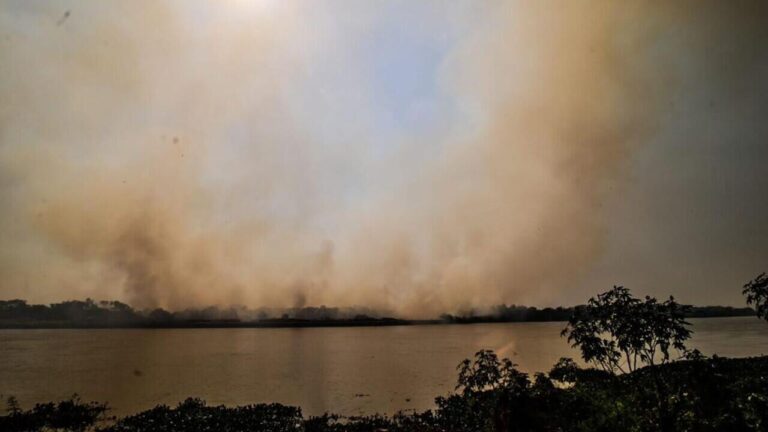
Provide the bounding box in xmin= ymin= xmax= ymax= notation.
xmin=1 ymin=1 xmax=766 ymax=315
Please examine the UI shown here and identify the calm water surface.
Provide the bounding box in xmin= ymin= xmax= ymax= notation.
xmin=1 ymin=317 xmax=766 ymax=416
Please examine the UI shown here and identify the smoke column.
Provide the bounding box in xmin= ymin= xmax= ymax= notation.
xmin=1 ymin=1 xmax=765 ymax=315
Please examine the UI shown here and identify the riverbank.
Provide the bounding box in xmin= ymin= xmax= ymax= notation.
xmin=0 ymin=298 xmax=756 ymax=329
xmin=2 ymin=355 xmax=766 ymax=431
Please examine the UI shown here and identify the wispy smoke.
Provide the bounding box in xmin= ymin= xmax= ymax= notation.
xmin=1 ymin=1 xmax=765 ymax=316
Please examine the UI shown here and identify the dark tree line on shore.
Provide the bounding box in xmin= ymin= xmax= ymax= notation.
xmin=0 ymin=298 xmax=757 ymax=329
xmin=0 ymin=299 xmax=395 ymax=328
xmin=439 ymin=303 xmax=755 ymax=324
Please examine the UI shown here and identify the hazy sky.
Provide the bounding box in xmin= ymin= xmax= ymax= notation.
xmin=1 ymin=1 xmax=766 ymax=315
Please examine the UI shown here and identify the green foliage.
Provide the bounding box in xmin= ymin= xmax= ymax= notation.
xmin=561 ymin=286 xmax=692 ymax=373
xmin=743 ymin=272 xmax=768 ymax=322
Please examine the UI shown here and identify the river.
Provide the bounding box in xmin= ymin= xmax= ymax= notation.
xmin=1 ymin=317 xmax=766 ymax=416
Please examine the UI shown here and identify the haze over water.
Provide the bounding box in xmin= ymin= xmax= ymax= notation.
xmin=2 ymin=317 xmax=766 ymax=417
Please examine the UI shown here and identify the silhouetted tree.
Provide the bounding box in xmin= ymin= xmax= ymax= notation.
xmin=434 ymin=350 xmax=539 ymax=432
xmin=561 ymin=287 xmax=696 ymax=432
xmin=561 ymin=286 xmax=692 ymax=374
xmin=5 ymin=397 xmax=21 ymax=416
xmin=743 ymin=272 xmax=768 ymax=322
xmin=455 ymin=350 xmax=528 ymax=395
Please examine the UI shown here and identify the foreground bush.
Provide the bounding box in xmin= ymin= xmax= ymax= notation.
xmin=107 ymin=398 xmax=303 ymax=432
xmin=0 ymin=395 xmax=108 ymax=432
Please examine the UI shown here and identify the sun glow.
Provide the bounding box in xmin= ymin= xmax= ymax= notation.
xmin=230 ymin=0 xmax=278 ymax=13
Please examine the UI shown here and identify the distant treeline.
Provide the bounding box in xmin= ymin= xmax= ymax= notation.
xmin=0 ymin=298 xmax=756 ymax=329
xmin=0 ymin=299 xmax=398 ymax=328
xmin=440 ymin=304 xmax=757 ymax=324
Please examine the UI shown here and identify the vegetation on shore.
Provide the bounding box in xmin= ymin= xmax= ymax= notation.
xmin=0 ymin=299 xmax=755 ymax=329
xmin=2 ymin=273 xmax=767 ymax=431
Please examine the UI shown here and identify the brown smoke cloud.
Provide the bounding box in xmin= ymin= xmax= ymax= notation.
xmin=327 ymin=2 xmax=672 ymax=314
xmin=1 ymin=1 xmax=764 ymax=315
